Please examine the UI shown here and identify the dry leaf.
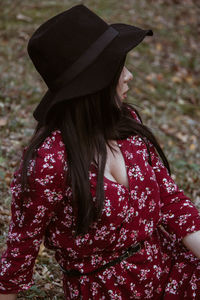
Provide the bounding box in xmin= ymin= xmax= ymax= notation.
xmin=189 ymin=144 xmax=196 ymax=151
xmin=0 ymin=118 xmax=7 ymax=126
xmin=171 ymin=76 xmax=182 ymax=83
xmin=16 ymin=13 xmax=32 ymax=22
xmin=156 ymin=43 xmax=163 ymax=51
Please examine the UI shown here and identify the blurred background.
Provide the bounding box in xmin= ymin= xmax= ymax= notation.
xmin=0 ymin=0 xmax=200 ymax=298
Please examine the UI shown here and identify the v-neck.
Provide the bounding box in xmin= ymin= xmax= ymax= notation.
xmin=90 ymin=139 xmax=131 ymax=194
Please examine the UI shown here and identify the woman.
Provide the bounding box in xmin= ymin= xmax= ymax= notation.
xmin=0 ymin=4 xmax=200 ymax=300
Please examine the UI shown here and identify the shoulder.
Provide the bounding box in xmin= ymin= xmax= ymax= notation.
xmin=10 ymin=130 xmax=68 ymax=201
xmin=17 ymin=129 xmax=67 ymax=183
xmin=35 ymin=129 xmax=67 ymax=175
xmin=37 ymin=129 xmax=65 ymax=157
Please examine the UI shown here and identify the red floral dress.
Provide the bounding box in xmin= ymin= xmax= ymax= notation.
xmin=0 ymin=108 xmax=200 ymax=299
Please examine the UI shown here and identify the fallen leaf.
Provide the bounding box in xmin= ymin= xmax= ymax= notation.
xmin=156 ymin=43 xmax=163 ymax=51
xmin=171 ymin=76 xmax=182 ymax=83
xmin=0 ymin=118 xmax=7 ymax=126
xmin=189 ymin=143 xmax=196 ymax=151
xmin=16 ymin=13 xmax=32 ymax=22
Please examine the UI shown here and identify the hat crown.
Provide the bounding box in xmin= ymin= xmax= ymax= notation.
xmin=27 ymin=5 xmax=108 ymax=88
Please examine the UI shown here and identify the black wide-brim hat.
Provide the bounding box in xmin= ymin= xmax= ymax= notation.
xmin=27 ymin=4 xmax=153 ymax=123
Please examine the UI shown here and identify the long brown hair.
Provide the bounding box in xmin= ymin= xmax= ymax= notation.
xmin=19 ymin=56 xmax=170 ymax=236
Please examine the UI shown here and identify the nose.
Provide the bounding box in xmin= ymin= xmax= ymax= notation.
xmin=124 ymin=68 xmax=133 ymax=82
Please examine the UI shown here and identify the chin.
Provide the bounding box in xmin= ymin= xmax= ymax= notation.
xmin=119 ymin=95 xmax=124 ymax=101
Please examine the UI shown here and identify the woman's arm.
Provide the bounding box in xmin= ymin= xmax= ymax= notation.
xmin=149 ymin=142 xmax=200 ymax=237
xmin=0 ymin=138 xmax=66 ymax=293
xmin=0 ymin=294 xmax=17 ymax=300
xmin=128 ymin=106 xmax=200 ymax=258
xmin=148 ymin=141 xmax=200 ymax=254
xmin=182 ymin=230 xmax=200 ymax=259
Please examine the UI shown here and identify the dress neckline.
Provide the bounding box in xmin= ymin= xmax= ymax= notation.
xmin=90 ymin=139 xmax=131 ymax=194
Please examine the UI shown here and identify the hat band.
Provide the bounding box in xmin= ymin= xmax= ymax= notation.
xmin=51 ymin=26 xmax=119 ymax=90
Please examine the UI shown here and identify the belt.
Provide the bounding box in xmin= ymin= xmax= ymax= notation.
xmin=60 ymin=240 xmax=144 ymax=277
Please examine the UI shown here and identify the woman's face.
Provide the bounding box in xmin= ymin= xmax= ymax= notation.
xmin=116 ymin=66 xmax=133 ymax=101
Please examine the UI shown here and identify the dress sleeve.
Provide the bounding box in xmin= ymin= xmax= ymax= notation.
xmin=148 ymin=141 xmax=200 ymax=241
xmin=127 ymin=105 xmax=200 ymax=241
xmin=0 ymin=145 xmax=66 ymax=293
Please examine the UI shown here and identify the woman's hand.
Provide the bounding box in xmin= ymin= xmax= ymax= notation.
xmin=182 ymin=230 xmax=200 ymax=259
xmin=0 ymin=294 xmax=17 ymax=300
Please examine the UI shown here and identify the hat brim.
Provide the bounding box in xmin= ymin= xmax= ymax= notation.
xmin=33 ymin=23 xmax=153 ymax=122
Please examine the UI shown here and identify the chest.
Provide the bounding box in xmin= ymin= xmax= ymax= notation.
xmin=102 ymin=141 xmax=129 ymax=189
